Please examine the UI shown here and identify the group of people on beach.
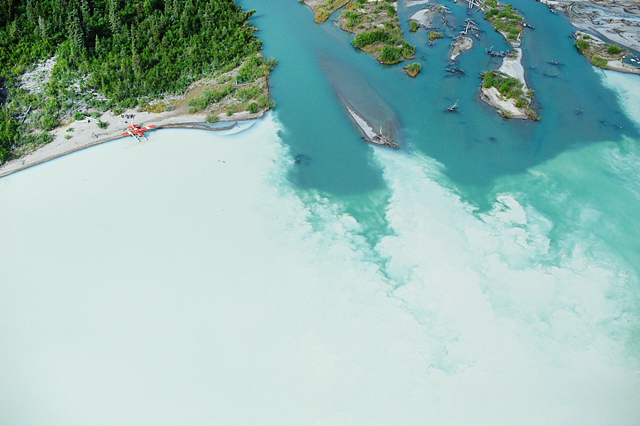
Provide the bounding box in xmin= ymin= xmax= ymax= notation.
xmin=121 ymin=114 xmax=135 ymax=119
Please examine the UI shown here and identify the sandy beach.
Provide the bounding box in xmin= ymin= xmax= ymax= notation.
xmin=0 ymin=107 xmax=264 ymax=178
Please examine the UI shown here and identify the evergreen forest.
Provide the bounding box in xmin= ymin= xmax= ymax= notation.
xmin=0 ymin=0 xmax=264 ymax=164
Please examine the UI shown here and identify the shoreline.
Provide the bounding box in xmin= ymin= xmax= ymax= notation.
xmin=539 ymin=0 xmax=640 ymax=54
xmin=0 ymin=108 xmax=264 ymax=179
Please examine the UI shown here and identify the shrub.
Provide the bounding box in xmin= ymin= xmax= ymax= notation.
xmin=607 ymin=44 xmax=622 ymax=55
xmin=485 ymin=8 xmax=500 ymax=18
xmin=97 ymin=120 xmax=108 ymax=129
xmin=248 ymin=103 xmax=259 ymax=114
xmin=575 ymin=39 xmax=589 ymax=51
xmin=265 ymin=57 xmax=278 ymax=70
xmin=73 ymin=112 xmax=85 ymax=121
xmin=428 ymin=31 xmax=444 ymax=41
xmin=205 ymin=114 xmax=219 ymax=123
xmin=401 ymin=42 xmax=416 ymax=58
xmin=591 ymin=55 xmax=608 ymax=68
xmin=256 ymin=94 xmax=275 ymax=109
xmin=352 ymin=30 xmax=389 ymax=48
xmin=409 ymin=21 xmax=419 ymax=32
xmin=38 ymin=132 xmax=53 ymax=144
xmin=236 ymin=86 xmax=261 ymax=102
xmin=343 ymin=10 xmax=361 ymax=28
xmin=378 ymin=46 xmax=402 ymax=64
xmin=384 ymin=5 xmax=395 ymax=16
xmin=405 ymin=63 xmax=421 ymax=77
xmin=41 ymin=114 xmax=58 ymax=131
xmin=236 ymin=56 xmax=269 ymax=84
xmin=188 ymin=106 xmax=198 ymax=114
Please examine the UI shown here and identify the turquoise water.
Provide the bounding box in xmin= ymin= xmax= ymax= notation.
xmin=245 ymin=0 xmax=637 ymax=193
xmin=1 ymin=0 xmax=640 ymax=424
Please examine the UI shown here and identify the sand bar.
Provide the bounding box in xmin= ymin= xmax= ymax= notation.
xmin=498 ymin=48 xmax=528 ymax=89
xmin=0 ymin=108 xmax=264 ymax=178
xmin=406 ymin=0 xmax=430 ymax=7
xmin=450 ymin=37 xmax=473 ymax=61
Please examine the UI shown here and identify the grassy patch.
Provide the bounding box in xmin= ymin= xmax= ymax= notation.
xmin=484 ymin=3 xmax=524 ymax=43
xmin=607 ymin=44 xmax=622 ymax=55
xmin=314 ymin=0 xmax=350 ymax=23
xmin=591 ymin=55 xmax=608 ymax=69
xmin=351 ymin=29 xmax=414 ymax=63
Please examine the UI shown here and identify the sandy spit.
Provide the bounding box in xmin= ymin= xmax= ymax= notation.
xmin=498 ymin=48 xmax=527 ymax=89
xmin=0 ymin=108 xmax=264 ymax=178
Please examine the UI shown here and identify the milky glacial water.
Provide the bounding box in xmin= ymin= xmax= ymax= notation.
xmin=2 ymin=0 xmax=640 ymax=424
xmin=1 ymin=108 xmax=640 ymax=424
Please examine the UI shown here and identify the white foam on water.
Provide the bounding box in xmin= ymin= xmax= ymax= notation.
xmin=371 ymin=146 xmax=640 ymax=424
xmin=1 ymin=112 xmax=639 ymax=426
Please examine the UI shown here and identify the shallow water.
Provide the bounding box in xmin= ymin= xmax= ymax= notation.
xmin=1 ymin=0 xmax=640 ymax=424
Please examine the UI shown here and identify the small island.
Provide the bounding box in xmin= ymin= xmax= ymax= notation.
xmin=404 ymin=63 xmax=422 ymax=77
xmin=450 ymin=36 xmax=474 ymax=61
xmin=303 ymin=0 xmax=415 ymax=65
xmin=477 ymin=0 xmax=538 ymax=120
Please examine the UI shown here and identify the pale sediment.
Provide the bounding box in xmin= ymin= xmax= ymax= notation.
xmin=342 ymin=102 xmax=398 ymax=149
xmin=607 ymin=59 xmax=640 ymax=74
xmin=499 ymin=48 xmax=527 ymax=88
xmin=406 ymin=0 xmax=430 ymax=6
xmin=539 ymin=0 xmax=640 ymax=53
xmin=0 ymin=109 xmax=264 ymax=178
xmin=345 ymin=106 xmax=379 ymax=142
xmin=450 ymin=36 xmax=473 ymax=61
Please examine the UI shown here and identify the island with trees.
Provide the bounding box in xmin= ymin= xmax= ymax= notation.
xmin=478 ymin=0 xmax=538 ymax=120
xmin=303 ymin=0 xmax=415 ymax=67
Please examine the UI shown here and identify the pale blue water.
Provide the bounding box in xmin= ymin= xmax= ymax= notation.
xmin=1 ymin=0 xmax=640 ymax=424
